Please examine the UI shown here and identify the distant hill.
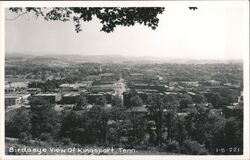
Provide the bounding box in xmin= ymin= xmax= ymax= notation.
xmin=5 ymin=54 xmax=70 ymax=67
xmin=5 ymin=53 xmax=243 ymax=67
xmin=28 ymin=56 xmax=70 ymax=67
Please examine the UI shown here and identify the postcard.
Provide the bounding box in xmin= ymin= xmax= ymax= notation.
xmin=0 ymin=1 xmax=249 ymax=160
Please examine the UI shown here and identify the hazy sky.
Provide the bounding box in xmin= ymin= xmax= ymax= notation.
xmin=5 ymin=2 xmax=248 ymax=60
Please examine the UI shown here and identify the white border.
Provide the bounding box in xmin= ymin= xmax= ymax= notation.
xmin=0 ymin=1 xmax=249 ymax=160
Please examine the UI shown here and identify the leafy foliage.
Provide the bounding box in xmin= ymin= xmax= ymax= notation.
xmin=180 ymin=139 xmax=208 ymax=155
xmin=130 ymin=95 xmax=143 ymax=106
xmin=5 ymin=107 xmax=31 ymax=139
xmin=30 ymin=98 xmax=60 ymax=140
xmin=9 ymin=7 xmax=165 ymax=33
xmin=75 ymin=94 xmax=88 ymax=110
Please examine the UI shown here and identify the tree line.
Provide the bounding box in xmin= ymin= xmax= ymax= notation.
xmin=6 ymin=93 xmax=243 ymax=155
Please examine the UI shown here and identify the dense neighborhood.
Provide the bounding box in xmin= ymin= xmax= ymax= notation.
xmin=5 ymin=55 xmax=243 ymax=155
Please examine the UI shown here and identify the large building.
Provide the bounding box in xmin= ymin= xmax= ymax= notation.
xmin=130 ymin=73 xmax=144 ymax=81
xmin=60 ymin=81 xmax=93 ymax=92
xmin=59 ymin=84 xmax=78 ymax=92
xmin=5 ymin=94 xmax=30 ymax=107
xmin=124 ymin=105 xmax=148 ymax=115
xmin=207 ymin=80 xmax=221 ymax=86
xmin=180 ymin=81 xmax=199 ymax=87
xmin=5 ymin=81 xmax=29 ymax=93
xmin=100 ymin=73 xmax=116 ymax=81
xmin=133 ymin=83 xmax=166 ymax=92
xmin=32 ymin=93 xmax=62 ymax=104
xmin=27 ymin=88 xmax=41 ymax=95
xmin=61 ymin=92 xmax=80 ymax=104
xmin=81 ymin=92 xmax=113 ymax=104
xmin=89 ymin=84 xmax=115 ymax=93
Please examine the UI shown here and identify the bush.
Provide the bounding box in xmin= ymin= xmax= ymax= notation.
xmin=133 ymin=144 xmax=148 ymax=151
xmin=180 ymin=139 xmax=208 ymax=155
xmin=62 ymin=137 xmax=72 ymax=146
xmin=39 ymin=133 xmax=53 ymax=142
xmin=19 ymin=132 xmax=31 ymax=140
xmin=5 ymin=108 xmax=31 ymax=138
xmin=162 ymin=140 xmax=180 ymax=153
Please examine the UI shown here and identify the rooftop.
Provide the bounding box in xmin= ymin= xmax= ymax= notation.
xmin=5 ymin=94 xmax=30 ymax=99
xmin=100 ymin=73 xmax=114 ymax=76
xmin=130 ymin=73 xmax=144 ymax=76
xmin=63 ymin=92 xmax=80 ymax=97
xmin=91 ymin=84 xmax=114 ymax=88
xmin=187 ymin=92 xmax=196 ymax=96
xmin=124 ymin=105 xmax=148 ymax=113
xmin=59 ymin=84 xmax=78 ymax=88
xmin=34 ymin=93 xmax=59 ymax=97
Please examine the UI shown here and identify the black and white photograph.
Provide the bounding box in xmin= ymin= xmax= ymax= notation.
xmin=0 ymin=1 xmax=249 ymax=159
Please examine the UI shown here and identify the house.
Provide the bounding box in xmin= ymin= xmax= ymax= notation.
xmin=207 ymin=80 xmax=221 ymax=86
xmin=61 ymin=92 xmax=80 ymax=104
xmin=130 ymin=73 xmax=144 ymax=81
xmin=27 ymin=88 xmax=41 ymax=95
xmin=133 ymin=83 xmax=166 ymax=92
xmin=238 ymin=91 xmax=243 ymax=104
xmin=169 ymin=82 xmax=178 ymax=87
xmin=77 ymin=83 xmax=89 ymax=90
xmin=33 ymin=93 xmax=62 ymax=104
xmin=181 ymin=81 xmax=199 ymax=87
xmin=5 ymin=94 xmax=30 ymax=107
xmin=89 ymin=84 xmax=115 ymax=93
xmin=59 ymin=84 xmax=78 ymax=92
xmin=81 ymin=92 xmax=113 ymax=104
xmin=124 ymin=105 xmax=148 ymax=115
xmin=210 ymin=109 xmax=223 ymax=115
xmin=79 ymin=81 xmax=93 ymax=87
xmin=100 ymin=73 xmax=116 ymax=81
xmin=5 ymin=81 xmax=29 ymax=93
xmin=84 ymin=75 xmax=101 ymax=81
xmin=164 ymin=92 xmax=177 ymax=95
xmin=177 ymin=112 xmax=189 ymax=118
xmin=224 ymin=105 xmax=242 ymax=117
xmin=187 ymin=92 xmax=196 ymax=96
xmin=225 ymin=105 xmax=242 ymax=110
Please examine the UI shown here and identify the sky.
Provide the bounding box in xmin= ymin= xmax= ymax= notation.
xmin=5 ymin=2 xmax=248 ymax=60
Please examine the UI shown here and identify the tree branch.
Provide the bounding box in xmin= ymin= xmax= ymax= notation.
xmin=5 ymin=11 xmax=28 ymax=21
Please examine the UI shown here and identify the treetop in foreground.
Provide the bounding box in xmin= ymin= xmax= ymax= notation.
xmin=8 ymin=7 xmax=165 ymax=33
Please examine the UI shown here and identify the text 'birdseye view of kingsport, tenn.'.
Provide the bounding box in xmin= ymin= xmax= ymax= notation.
xmin=4 ymin=7 xmax=244 ymax=155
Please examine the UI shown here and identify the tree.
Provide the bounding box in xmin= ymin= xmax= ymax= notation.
xmin=220 ymin=117 xmax=243 ymax=154
xmin=30 ymin=97 xmax=59 ymax=141
xmin=95 ymin=96 xmax=107 ymax=106
xmin=75 ymin=94 xmax=88 ymax=110
xmin=192 ymin=93 xmax=206 ymax=104
xmin=179 ymin=94 xmax=193 ymax=110
xmin=5 ymin=107 xmax=31 ymax=139
xmin=130 ymin=95 xmax=143 ymax=106
xmin=207 ymin=93 xmax=222 ymax=108
xmin=146 ymin=94 xmax=165 ymax=146
xmin=87 ymin=105 xmax=110 ymax=144
xmin=127 ymin=114 xmax=147 ymax=145
xmin=111 ymin=95 xmax=123 ymax=108
xmin=109 ymin=96 xmax=126 ymax=144
xmin=60 ymin=110 xmax=87 ymax=144
xmin=181 ymin=139 xmax=208 ymax=155
xmin=8 ymin=7 xmax=165 ymax=33
xmin=162 ymin=94 xmax=179 ymax=142
xmin=203 ymin=112 xmax=227 ymax=153
xmin=172 ymin=117 xmax=188 ymax=145
xmin=184 ymin=105 xmax=210 ymax=144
